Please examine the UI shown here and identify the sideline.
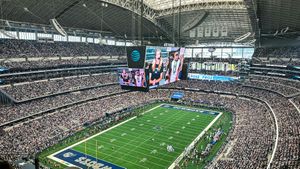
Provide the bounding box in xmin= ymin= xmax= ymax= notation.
xmin=168 ymin=112 xmax=223 ymax=169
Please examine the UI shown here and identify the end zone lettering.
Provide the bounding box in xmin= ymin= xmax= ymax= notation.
xmin=75 ymin=157 xmax=112 ymax=169
xmin=52 ymin=149 xmax=125 ymax=169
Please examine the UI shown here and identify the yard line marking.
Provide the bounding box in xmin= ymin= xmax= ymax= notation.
xmin=117 ymin=109 xmax=187 ymax=160
xmin=168 ymin=112 xmax=223 ymax=169
xmin=105 ymin=120 xmax=206 ymax=138
xmin=96 ymin=131 xmax=188 ymax=148
xmin=48 ymin=104 xmax=164 ymax=165
xmin=72 ymin=148 xmax=149 ymax=169
xmin=77 ymin=144 xmax=166 ymax=168
xmin=81 ymin=137 xmax=175 ymax=159
xmin=123 ymin=119 xmax=210 ymax=133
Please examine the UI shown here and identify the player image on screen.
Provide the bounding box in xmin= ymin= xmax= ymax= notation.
xmin=166 ymin=48 xmax=185 ymax=84
xmin=145 ymin=46 xmax=185 ymax=88
xmin=149 ymin=49 xmax=164 ymax=86
xmin=130 ymin=70 xmax=136 ymax=85
xmin=120 ymin=69 xmax=130 ymax=85
xmin=167 ymin=50 xmax=180 ymax=83
xmin=134 ymin=69 xmax=145 ymax=87
xmin=118 ymin=68 xmax=147 ymax=88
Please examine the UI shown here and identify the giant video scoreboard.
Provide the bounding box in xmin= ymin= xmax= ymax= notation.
xmin=118 ymin=46 xmax=186 ymax=90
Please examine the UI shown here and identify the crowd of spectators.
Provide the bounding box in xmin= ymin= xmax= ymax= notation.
xmin=178 ymin=91 xmax=274 ymax=169
xmin=0 ymin=87 xmax=278 ymax=169
xmin=249 ymin=75 xmax=300 ymax=89
xmin=1 ymin=73 xmax=117 ymax=101
xmin=164 ymin=79 xmax=299 ymax=168
xmin=0 ymin=84 xmax=122 ymax=124
xmin=0 ymin=58 xmax=126 ymax=71
xmin=0 ymin=39 xmax=125 ymax=58
xmin=0 ymin=75 xmax=299 ymax=169
xmin=0 ymin=90 xmax=170 ymax=163
xmin=252 ymin=47 xmax=300 ymax=66
xmin=292 ymin=94 xmax=300 ymax=106
xmin=244 ymin=79 xmax=300 ymax=97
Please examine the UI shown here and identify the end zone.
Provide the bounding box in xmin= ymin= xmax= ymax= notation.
xmin=50 ymin=149 xmax=125 ymax=169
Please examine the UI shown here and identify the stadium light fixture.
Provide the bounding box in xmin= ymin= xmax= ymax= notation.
xmin=281 ymin=27 xmax=289 ymax=34
xmin=42 ymin=27 xmax=47 ymax=33
xmin=5 ymin=20 xmax=11 ymax=27
xmin=23 ymin=7 xmax=29 ymax=12
xmin=234 ymin=32 xmax=252 ymax=43
xmin=101 ymin=2 xmax=108 ymax=7
xmin=50 ymin=18 xmax=67 ymax=37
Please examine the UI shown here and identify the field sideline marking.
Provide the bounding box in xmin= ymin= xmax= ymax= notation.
xmin=47 ymin=104 xmax=163 ymax=167
xmin=168 ymin=111 xmax=223 ymax=169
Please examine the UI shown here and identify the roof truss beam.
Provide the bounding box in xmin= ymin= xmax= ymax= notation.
xmin=156 ymin=1 xmax=246 ymax=18
xmin=100 ymin=0 xmax=176 ymax=42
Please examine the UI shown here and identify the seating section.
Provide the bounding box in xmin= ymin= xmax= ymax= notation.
xmin=252 ymin=47 xmax=300 ymax=66
xmin=182 ymin=91 xmax=274 ymax=169
xmin=0 ymin=68 xmax=299 ymax=169
xmin=0 ymin=84 xmax=122 ymax=124
xmin=1 ymin=73 xmax=117 ymax=101
xmin=0 ymin=90 xmax=170 ymax=162
xmin=0 ymin=59 xmax=126 ymax=71
xmin=0 ymin=39 xmax=125 ymax=58
xmin=165 ymin=80 xmax=300 ymax=168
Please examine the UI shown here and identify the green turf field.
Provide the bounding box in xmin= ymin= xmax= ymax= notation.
xmin=48 ymin=104 xmax=220 ymax=169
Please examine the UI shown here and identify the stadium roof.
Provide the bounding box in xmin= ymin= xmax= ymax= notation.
xmin=0 ymin=0 xmax=167 ymax=42
xmin=257 ymin=0 xmax=300 ymax=37
xmin=144 ymin=0 xmax=244 ymax=10
xmin=0 ymin=0 xmax=299 ymax=44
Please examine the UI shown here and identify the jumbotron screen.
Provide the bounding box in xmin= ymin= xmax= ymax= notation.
xmin=118 ymin=68 xmax=147 ymax=88
xmin=122 ymin=46 xmax=185 ymax=90
xmin=145 ymin=46 xmax=185 ymax=89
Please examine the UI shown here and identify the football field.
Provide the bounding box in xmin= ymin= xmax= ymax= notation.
xmin=48 ymin=104 xmax=221 ymax=169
